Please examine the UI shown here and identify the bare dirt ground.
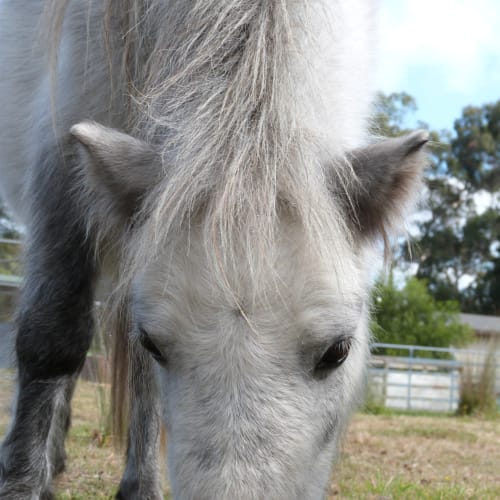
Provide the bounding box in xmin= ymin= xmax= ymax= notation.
xmin=0 ymin=376 xmax=499 ymax=499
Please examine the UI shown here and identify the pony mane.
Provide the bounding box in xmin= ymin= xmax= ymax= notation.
xmin=45 ymin=1 xmax=359 ymax=299
xmin=122 ymin=0 xmax=356 ymax=298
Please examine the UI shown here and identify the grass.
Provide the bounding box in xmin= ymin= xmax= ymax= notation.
xmin=1 ymin=375 xmax=499 ymax=499
xmin=330 ymin=412 xmax=500 ymax=499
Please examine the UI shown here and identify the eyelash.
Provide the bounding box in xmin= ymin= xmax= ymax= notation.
xmin=138 ymin=327 xmax=167 ymax=365
xmin=313 ymin=337 xmax=352 ymax=378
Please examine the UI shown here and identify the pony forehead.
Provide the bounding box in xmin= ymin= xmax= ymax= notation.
xmin=132 ymin=221 xmax=365 ymax=317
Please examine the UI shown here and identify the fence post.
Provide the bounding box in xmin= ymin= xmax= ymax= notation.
xmin=383 ymin=359 xmax=388 ymax=407
xmin=408 ymin=346 xmax=414 ymax=410
xmin=449 ymin=365 xmax=455 ymax=412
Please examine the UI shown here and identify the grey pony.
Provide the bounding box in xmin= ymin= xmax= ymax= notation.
xmin=0 ymin=1 xmax=428 ymax=499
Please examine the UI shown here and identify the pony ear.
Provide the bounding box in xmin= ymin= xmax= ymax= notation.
xmin=339 ymin=130 xmax=429 ymax=240
xmin=70 ymin=121 xmax=161 ymax=215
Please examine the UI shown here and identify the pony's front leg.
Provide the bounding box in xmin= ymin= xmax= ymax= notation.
xmin=48 ymin=374 xmax=79 ymax=477
xmin=117 ymin=349 xmax=162 ymax=500
xmin=0 ymin=376 xmax=80 ymax=500
xmin=0 ymin=148 xmax=96 ymax=499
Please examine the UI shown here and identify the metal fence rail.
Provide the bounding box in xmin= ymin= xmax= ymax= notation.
xmin=0 ymin=239 xmax=21 ymax=245
xmin=369 ymin=342 xmax=500 ymax=412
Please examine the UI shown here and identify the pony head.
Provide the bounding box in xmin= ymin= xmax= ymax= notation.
xmin=71 ymin=120 xmax=428 ymax=499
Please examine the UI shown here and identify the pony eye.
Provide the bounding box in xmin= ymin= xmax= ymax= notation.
xmin=314 ymin=338 xmax=352 ymax=377
xmin=138 ymin=328 xmax=167 ymax=365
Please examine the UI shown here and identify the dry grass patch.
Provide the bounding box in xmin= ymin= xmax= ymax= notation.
xmin=55 ymin=381 xmax=123 ymax=499
xmin=331 ymin=413 xmax=500 ymax=499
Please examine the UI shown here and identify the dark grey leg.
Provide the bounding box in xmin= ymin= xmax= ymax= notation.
xmin=49 ymin=374 xmax=78 ymax=477
xmin=116 ymin=349 xmax=162 ymax=500
xmin=0 ymin=145 xmax=96 ymax=499
xmin=0 ymin=379 xmax=66 ymax=500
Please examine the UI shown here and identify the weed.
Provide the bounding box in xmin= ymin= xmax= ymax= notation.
xmin=457 ymin=342 xmax=499 ymax=417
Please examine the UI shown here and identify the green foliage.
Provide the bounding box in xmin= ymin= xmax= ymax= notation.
xmin=450 ymin=102 xmax=500 ymax=191
xmin=372 ymin=276 xmax=473 ymax=356
xmin=473 ymin=257 xmax=500 ymax=315
xmin=372 ymin=91 xmax=417 ymax=137
xmin=374 ymin=93 xmax=500 ymax=315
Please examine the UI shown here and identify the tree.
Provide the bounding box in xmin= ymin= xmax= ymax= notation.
xmin=374 ymin=93 xmax=500 ymax=315
xmin=469 ymin=257 xmax=500 ymax=315
xmin=372 ymin=276 xmax=473 ymax=355
xmin=449 ymin=102 xmax=500 ymax=191
xmin=372 ymin=92 xmax=417 ymax=137
xmin=415 ymin=102 xmax=500 ymax=312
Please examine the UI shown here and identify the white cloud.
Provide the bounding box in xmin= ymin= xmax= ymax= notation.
xmin=377 ymin=0 xmax=500 ymax=95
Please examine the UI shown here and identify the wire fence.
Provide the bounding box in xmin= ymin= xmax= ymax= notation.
xmin=369 ymin=342 xmax=500 ymax=412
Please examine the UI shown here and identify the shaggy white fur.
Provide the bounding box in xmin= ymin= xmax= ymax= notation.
xmin=0 ymin=1 xmax=427 ymax=499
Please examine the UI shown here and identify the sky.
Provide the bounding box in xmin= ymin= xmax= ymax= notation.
xmin=377 ymin=0 xmax=500 ymax=132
